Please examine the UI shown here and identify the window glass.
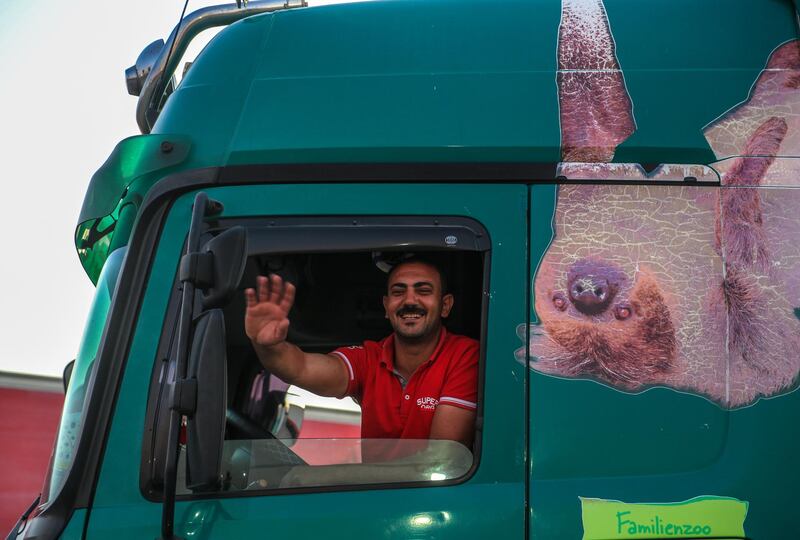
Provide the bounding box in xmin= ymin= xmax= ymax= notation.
xmin=43 ymin=247 xmax=126 ymax=503
xmin=176 ymin=438 xmax=473 ymax=493
xmin=154 ymin=229 xmax=487 ymax=496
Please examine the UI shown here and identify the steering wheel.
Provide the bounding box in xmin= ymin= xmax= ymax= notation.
xmin=225 ymin=408 xmax=307 ymax=467
xmin=226 ymin=407 xmax=276 ymax=439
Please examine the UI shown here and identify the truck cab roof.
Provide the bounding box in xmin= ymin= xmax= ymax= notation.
xmin=76 ymin=0 xmax=798 ymax=281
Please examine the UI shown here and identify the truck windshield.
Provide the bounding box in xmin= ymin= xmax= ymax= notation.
xmin=41 ymin=247 xmax=126 ymax=504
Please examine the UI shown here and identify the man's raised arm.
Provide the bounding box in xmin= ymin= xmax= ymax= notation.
xmin=244 ymin=274 xmax=349 ymax=398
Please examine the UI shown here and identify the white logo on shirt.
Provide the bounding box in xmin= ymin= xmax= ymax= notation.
xmin=416 ymin=397 xmax=439 ymax=410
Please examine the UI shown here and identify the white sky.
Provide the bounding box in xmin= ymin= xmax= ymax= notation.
xmin=0 ymin=0 xmax=357 ymax=379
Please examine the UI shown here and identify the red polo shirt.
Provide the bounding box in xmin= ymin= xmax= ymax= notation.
xmin=331 ymin=328 xmax=479 ymax=442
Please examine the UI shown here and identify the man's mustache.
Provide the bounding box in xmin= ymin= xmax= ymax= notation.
xmin=396 ymin=306 xmax=427 ymax=317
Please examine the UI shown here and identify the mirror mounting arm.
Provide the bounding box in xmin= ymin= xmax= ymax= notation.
xmin=170 ymin=379 xmax=198 ymax=416
xmin=159 ymin=192 xmax=221 ymax=540
xmin=179 ymin=252 xmax=214 ymax=288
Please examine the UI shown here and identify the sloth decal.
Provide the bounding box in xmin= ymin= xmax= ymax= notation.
xmin=519 ymin=0 xmax=800 ymax=408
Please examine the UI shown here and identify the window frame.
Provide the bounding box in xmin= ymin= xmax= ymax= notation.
xmin=140 ymin=214 xmax=492 ymax=501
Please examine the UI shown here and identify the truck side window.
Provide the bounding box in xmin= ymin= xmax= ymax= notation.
xmin=143 ymin=218 xmax=488 ymax=497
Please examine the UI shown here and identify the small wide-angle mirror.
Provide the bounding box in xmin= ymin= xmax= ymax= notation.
xmin=185 ymin=309 xmax=227 ymax=492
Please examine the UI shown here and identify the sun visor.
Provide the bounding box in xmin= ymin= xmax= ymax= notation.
xmin=75 ymin=134 xmax=190 ymax=283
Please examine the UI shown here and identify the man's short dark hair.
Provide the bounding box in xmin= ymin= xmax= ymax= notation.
xmin=387 ymin=255 xmax=449 ymax=295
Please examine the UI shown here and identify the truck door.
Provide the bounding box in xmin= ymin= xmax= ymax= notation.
xmin=525 ymin=177 xmax=797 ymax=539
xmin=84 ymin=181 xmax=528 ymax=539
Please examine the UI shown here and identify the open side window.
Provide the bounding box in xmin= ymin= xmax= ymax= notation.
xmin=142 ymin=216 xmax=490 ymax=498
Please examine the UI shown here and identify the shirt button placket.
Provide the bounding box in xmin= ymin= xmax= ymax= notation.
xmin=402 ymin=376 xmax=416 ymax=413
xmin=402 ymin=392 xmax=410 ymax=414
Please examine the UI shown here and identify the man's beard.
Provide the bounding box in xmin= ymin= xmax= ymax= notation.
xmin=393 ymin=305 xmax=440 ymax=343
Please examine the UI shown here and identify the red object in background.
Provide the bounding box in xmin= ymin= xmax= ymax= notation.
xmin=0 ymin=387 xmax=63 ymax=535
xmin=0 ymin=383 xmax=361 ymax=534
xmin=300 ymin=419 xmax=360 ymax=440
xmin=294 ymin=419 xmax=362 ymax=466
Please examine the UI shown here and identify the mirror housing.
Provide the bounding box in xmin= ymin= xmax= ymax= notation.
xmin=185 ymin=309 xmax=227 ymax=492
xmin=201 ymin=226 xmax=248 ymax=309
xmin=125 ymin=39 xmax=165 ymax=96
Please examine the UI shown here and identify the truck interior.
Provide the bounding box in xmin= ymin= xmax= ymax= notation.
xmin=224 ymin=249 xmax=485 ymax=441
xmin=143 ymin=217 xmax=489 ymax=496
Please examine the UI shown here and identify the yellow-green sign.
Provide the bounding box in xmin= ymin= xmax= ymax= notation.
xmin=580 ymin=496 xmax=748 ymax=539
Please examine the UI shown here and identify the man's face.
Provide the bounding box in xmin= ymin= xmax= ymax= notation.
xmin=383 ymin=262 xmax=454 ymax=342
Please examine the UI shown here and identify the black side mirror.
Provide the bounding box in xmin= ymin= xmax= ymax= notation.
xmin=201 ymin=226 xmax=248 ymax=309
xmin=185 ymin=309 xmax=227 ymax=492
xmin=62 ymin=360 xmax=75 ymax=393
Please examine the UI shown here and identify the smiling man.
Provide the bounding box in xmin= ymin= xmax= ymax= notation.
xmin=244 ymin=258 xmax=479 ymax=449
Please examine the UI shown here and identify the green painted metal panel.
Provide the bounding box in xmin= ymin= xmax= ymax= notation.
xmin=80 ymin=0 xmax=799 ymax=279
xmin=155 ymin=0 xmax=564 ymax=166
xmin=153 ymin=15 xmax=268 ymax=169
xmin=527 ymin=179 xmax=800 ymax=539
xmin=605 ymin=0 xmax=797 ymax=164
xmin=86 ymin=183 xmax=527 ymax=539
xmin=73 ymin=1 xmax=800 ymax=538
xmin=75 ymin=135 xmax=190 ymax=283
xmin=153 ymin=0 xmax=798 ymax=169
xmin=58 ymin=508 xmax=87 ymax=539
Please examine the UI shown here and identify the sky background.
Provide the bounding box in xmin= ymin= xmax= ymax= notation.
xmin=1 ymin=0 xmax=347 ymax=378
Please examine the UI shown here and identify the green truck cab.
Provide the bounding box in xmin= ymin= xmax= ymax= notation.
xmin=11 ymin=0 xmax=800 ymax=538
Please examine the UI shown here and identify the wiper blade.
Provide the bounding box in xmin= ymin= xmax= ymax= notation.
xmin=6 ymin=494 xmax=40 ymax=540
